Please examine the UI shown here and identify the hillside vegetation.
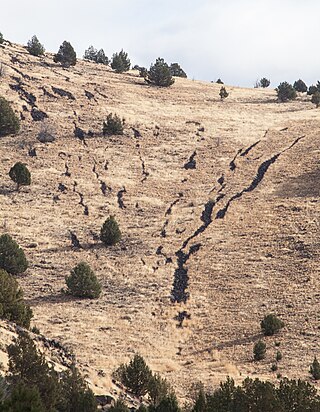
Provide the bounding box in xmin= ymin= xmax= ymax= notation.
xmin=0 ymin=42 xmax=319 ymax=401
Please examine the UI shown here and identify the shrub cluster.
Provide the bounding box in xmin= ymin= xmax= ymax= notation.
xmin=261 ymin=314 xmax=284 ymax=336
xmin=219 ymin=86 xmax=229 ymax=100
xmin=169 ymin=63 xmax=187 ymax=78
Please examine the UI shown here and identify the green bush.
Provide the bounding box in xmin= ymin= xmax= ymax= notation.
xmin=219 ymin=86 xmax=229 ymax=100
xmin=0 ymin=234 xmax=28 ymax=275
xmin=261 ymin=314 xmax=284 ymax=336
xmin=114 ymin=354 xmax=152 ymax=397
xmin=146 ymin=58 xmax=174 ymax=87
xmin=216 ymin=78 xmax=224 ymax=84
xmin=111 ymin=50 xmax=131 ymax=73
xmin=310 ymin=357 xmax=320 ymax=380
xmin=0 ymin=96 xmax=20 ymax=137
xmin=169 ymin=63 xmax=187 ymax=78
xmin=53 ymin=41 xmax=76 ymax=67
xmin=65 ymin=262 xmax=101 ymax=299
xmin=276 ymin=351 xmax=282 ymax=362
xmin=139 ymin=67 xmax=148 ymax=78
xmin=276 ymin=82 xmax=297 ymax=102
xmin=253 ymin=340 xmax=266 ymax=361
xmin=9 ymin=162 xmax=31 ymax=190
xmin=293 ymin=79 xmax=307 ymax=93
xmin=0 ymin=269 xmax=33 ymax=328
xmin=100 ymin=216 xmax=121 ymax=246
xmin=103 ymin=113 xmax=124 ymax=136
xmin=27 ymin=35 xmax=45 ymax=57
xmin=150 ymin=394 xmax=180 ymax=412
xmin=0 ymin=33 xmax=4 ymax=44
xmin=311 ymin=91 xmax=320 ymax=107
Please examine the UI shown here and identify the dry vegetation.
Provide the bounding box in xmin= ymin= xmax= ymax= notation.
xmin=0 ymin=42 xmax=319 ymax=400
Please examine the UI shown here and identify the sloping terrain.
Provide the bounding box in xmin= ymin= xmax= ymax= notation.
xmin=0 ymin=42 xmax=319 ymax=398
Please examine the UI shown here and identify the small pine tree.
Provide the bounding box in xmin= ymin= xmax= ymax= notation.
xmin=310 ymin=357 xmax=320 ymax=380
xmin=260 ymin=78 xmax=271 ymax=88
xmin=219 ymin=86 xmax=229 ymax=100
xmin=84 ymin=45 xmax=98 ymax=61
xmin=96 ymin=49 xmax=108 ymax=65
xmin=293 ymin=79 xmax=307 ymax=93
xmin=148 ymin=373 xmax=171 ymax=406
xmin=0 ymin=96 xmax=20 ymax=137
xmin=276 ymin=351 xmax=282 ymax=362
xmin=261 ymin=314 xmax=284 ymax=336
xmin=216 ymin=78 xmax=224 ymax=84
xmin=0 ymin=269 xmax=33 ymax=328
xmin=153 ymin=394 xmax=180 ymax=412
xmin=146 ymin=58 xmax=175 ymax=87
xmin=9 ymin=162 xmax=31 ymax=190
xmin=3 ymin=384 xmax=45 ymax=412
xmin=253 ymin=340 xmax=266 ymax=361
xmin=65 ymin=262 xmax=101 ymax=299
xmin=111 ymin=50 xmax=131 ymax=73
xmin=311 ymin=91 xmax=320 ymax=108
xmin=0 ymin=32 xmax=4 ymax=44
xmin=7 ymin=331 xmax=59 ymax=410
xmin=170 ymin=63 xmax=187 ymax=78
xmin=58 ymin=364 xmax=97 ymax=411
xmin=53 ymin=41 xmax=76 ymax=67
xmin=103 ymin=113 xmax=124 ymax=136
xmin=276 ymin=82 xmax=297 ymax=102
xmin=27 ymin=35 xmax=45 ymax=57
xmin=139 ymin=67 xmax=148 ymax=78
xmin=0 ymin=234 xmax=28 ymax=275
xmin=100 ymin=216 xmax=121 ymax=246
xmin=114 ymin=354 xmax=152 ymax=397
xmin=307 ymin=85 xmax=317 ymax=95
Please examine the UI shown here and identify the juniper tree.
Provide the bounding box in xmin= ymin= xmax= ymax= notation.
xmin=111 ymin=50 xmax=131 ymax=73
xmin=53 ymin=41 xmax=76 ymax=67
xmin=146 ymin=58 xmax=175 ymax=87
xmin=276 ymin=82 xmax=297 ymax=102
xmin=0 ymin=269 xmax=33 ymax=328
xmin=96 ymin=49 xmax=108 ymax=65
xmin=293 ymin=79 xmax=307 ymax=93
xmin=103 ymin=113 xmax=124 ymax=136
xmin=2 ymin=384 xmax=45 ymax=412
xmin=311 ymin=91 xmax=320 ymax=108
xmin=310 ymin=357 xmax=320 ymax=380
xmin=261 ymin=314 xmax=284 ymax=336
xmin=114 ymin=354 xmax=152 ymax=397
xmin=27 ymin=35 xmax=45 ymax=57
xmin=100 ymin=216 xmax=121 ymax=246
xmin=0 ymin=96 xmax=20 ymax=137
xmin=253 ymin=340 xmax=266 ymax=361
xmin=169 ymin=63 xmax=187 ymax=78
xmin=65 ymin=262 xmax=101 ymax=299
xmin=260 ymin=78 xmax=271 ymax=88
xmin=7 ymin=332 xmax=59 ymax=410
xmin=84 ymin=45 xmax=98 ymax=61
xmin=9 ymin=162 xmax=31 ymax=190
xmin=0 ymin=234 xmax=28 ymax=275
xmin=308 ymin=85 xmax=318 ymax=95
xmin=219 ymin=86 xmax=229 ymax=100
xmin=0 ymin=32 xmax=3 ymax=44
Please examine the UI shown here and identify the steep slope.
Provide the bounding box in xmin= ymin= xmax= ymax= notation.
xmin=0 ymin=42 xmax=319 ymax=398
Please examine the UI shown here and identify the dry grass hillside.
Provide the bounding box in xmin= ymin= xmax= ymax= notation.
xmin=0 ymin=42 xmax=319 ymax=399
